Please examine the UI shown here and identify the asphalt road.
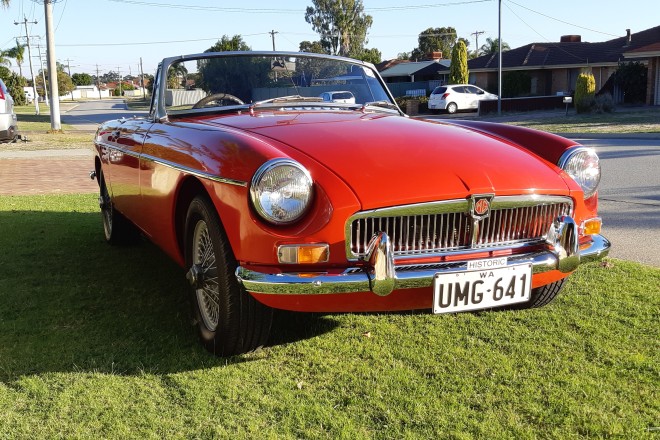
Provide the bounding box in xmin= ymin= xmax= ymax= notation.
xmin=61 ymin=98 xmax=148 ymax=130
xmin=574 ymin=137 xmax=660 ymax=267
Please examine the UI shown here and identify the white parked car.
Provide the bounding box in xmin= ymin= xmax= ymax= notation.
xmin=428 ymin=84 xmax=497 ymax=114
xmin=0 ymin=79 xmax=19 ymax=143
xmin=319 ymin=90 xmax=356 ymax=104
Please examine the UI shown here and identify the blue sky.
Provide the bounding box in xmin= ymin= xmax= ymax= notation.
xmin=1 ymin=0 xmax=658 ymax=78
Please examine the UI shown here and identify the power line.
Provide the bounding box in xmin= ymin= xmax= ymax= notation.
xmin=106 ymin=0 xmax=492 ymax=13
xmin=505 ymin=0 xmax=620 ymax=38
xmin=57 ymin=33 xmax=269 ymax=47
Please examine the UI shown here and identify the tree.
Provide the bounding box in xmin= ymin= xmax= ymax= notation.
xmin=5 ymin=72 xmax=26 ymax=105
xmin=0 ymin=50 xmax=11 ymax=68
xmin=480 ymin=37 xmax=510 ymax=56
xmin=355 ymin=47 xmax=381 ymax=65
xmin=449 ymin=40 xmax=468 ymax=84
xmin=197 ymin=35 xmax=268 ymax=102
xmin=206 ymin=35 xmax=251 ymax=52
xmin=168 ymin=63 xmax=188 ymax=89
xmin=36 ymin=67 xmax=74 ymax=97
xmin=304 ymin=0 xmax=373 ymax=57
xmin=299 ymin=40 xmax=327 ymax=54
xmin=4 ymin=40 xmax=25 ymax=78
xmin=72 ymin=72 xmax=93 ymax=86
xmin=397 ymin=52 xmax=410 ymax=60
xmin=413 ymin=27 xmax=457 ymax=60
xmin=613 ymin=61 xmax=647 ymax=104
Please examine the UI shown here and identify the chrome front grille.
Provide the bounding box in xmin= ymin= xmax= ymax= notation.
xmin=347 ymin=196 xmax=573 ymax=259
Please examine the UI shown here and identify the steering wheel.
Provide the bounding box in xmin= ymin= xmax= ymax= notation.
xmin=192 ymin=93 xmax=245 ymax=109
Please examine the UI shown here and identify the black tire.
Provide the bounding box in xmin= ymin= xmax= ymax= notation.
xmin=525 ymin=279 xmax=566 ymax=308
xmin=99 ymin=172 xmax=138 ymax=245
xmin=184 ymin=196 xmax=273 ymax=356
xmin=446 ymin=102 xmax=458 ymax=114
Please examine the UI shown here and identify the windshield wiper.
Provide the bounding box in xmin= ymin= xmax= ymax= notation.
xmin=251 ymin=95 xmax=324 ymax=108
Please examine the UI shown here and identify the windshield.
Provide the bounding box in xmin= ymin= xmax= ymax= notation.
xmin=161 ymin=52 xmax=394 ymax=116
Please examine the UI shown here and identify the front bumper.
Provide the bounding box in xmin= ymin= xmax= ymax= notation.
xmin=236 ymin=217 xmax=610 ymax=296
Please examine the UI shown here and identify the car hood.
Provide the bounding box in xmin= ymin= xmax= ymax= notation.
xmin=202 ymin=111 xmax=571 ymax=209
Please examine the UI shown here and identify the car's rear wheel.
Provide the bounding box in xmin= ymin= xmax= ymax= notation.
xmin=184 ymin=196 xmax=273 ymax=356
xmin=446 ymin=102 xmax=458 ymax=114
xmin=99 ymin=172 xmax=137 ymax=244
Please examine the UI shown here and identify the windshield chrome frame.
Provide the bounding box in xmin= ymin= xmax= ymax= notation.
xmin=150 ymin=51 xmax=403 ymax=122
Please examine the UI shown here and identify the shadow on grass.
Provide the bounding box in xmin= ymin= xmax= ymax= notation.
xmin=0 ymin=210 xmax=338 ymax=381
xmin=15 ymin=113 xmax=52 ymax=123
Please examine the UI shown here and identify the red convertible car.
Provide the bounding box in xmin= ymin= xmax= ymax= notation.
xmin=92 ymin=52 xmax=610 ymax=356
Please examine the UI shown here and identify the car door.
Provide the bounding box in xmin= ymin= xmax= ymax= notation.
xmin=451 ymin=86 xmax=468 ymax=109
xmin=105 ymin=119 xmax=153 ymax=228
xmin=464 ymin=86 xmax=481 ymax=109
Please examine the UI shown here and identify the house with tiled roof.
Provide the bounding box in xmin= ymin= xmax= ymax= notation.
xmin=467 ymin=25 xmax=660 ymax=105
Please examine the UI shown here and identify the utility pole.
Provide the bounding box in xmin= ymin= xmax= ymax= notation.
xmin=14 ymin=17 xmax=40 ymax=115
xmin=139 ymin=57 xmax=146 ymax=100
xmin=471 ymin=30 xmax=484 ymax=56
xmin=35 ymin=45 xmax=49 ymax=107
xmin=44 ymin=0 xmax=61 ymax=130
xmin=96 ymin=64 xmax=102 ymax=100
xmin=269 ymin=30 xmax=279 ymax=51
xmin=117 ymin=66 xmax=122 ymax=97
xmin=63 ymin=58 xmax=75 ymax=101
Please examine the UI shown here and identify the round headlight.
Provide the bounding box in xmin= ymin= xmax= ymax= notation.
xmin=250 ymin=159 xmax=313 ymax=225
xmin=559 ymin=147 xmax=601 ymax=199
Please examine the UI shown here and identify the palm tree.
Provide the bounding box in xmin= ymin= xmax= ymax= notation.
xmin=480 ymin=38 xmax=511 ymax=56
xmin=0 ymin=51 xmax=11 ymax=68
xmin=5 ymin=40 xmax=25 ymax=77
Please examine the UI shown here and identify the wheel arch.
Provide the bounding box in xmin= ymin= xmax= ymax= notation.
xmin=174 ymin=176 xmax=213 ymax=261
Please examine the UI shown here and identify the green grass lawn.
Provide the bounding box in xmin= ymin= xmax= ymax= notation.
xmin=0 ymin=194 xmax=658 ymax=438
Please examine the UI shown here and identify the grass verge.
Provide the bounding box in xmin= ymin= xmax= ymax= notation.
xmin=0 ymin=194 xmax=658 ymax=438
xmin=8 ymin=105 xmax=93 ymax=151
xmin=492 ymin=107 xmax=660 ymax=134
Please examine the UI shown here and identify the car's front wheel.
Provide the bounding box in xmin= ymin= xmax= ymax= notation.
xmin=446 ymin=102 xmax=458 ymax=114
xmin=184 ymin=196 xmax=273 ymax=356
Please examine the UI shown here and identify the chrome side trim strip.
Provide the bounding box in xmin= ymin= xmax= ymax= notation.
xmin=141 ymin=154 xmax=248 ymax=187
xmin=96 ymin=142 xmax=247 ymax=187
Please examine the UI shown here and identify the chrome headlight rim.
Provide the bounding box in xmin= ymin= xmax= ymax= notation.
xmin=250 ymin=158 xmax=313 ymax=225
xmin=558 ymin=146 xmax=601 ymax=199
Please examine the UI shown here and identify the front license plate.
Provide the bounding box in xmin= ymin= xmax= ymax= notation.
xmin=432 ymin=262 xmax=532 ymax=314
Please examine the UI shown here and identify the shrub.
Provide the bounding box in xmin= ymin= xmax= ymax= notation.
xmin=575 ymin=72 xmax=596 ymax=113
xmin=613 ymin=61 xmax=647 ymax=104
xmin=593 ymin=93 xmax=615 ymax=114
xmin=502 ymin=71 xmax=531 ymax=98
xmin=4 ymin=73 xmax=27 ymax=106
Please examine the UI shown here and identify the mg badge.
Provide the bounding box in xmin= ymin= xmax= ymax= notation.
xmin=469 ymin=194 xmax=494 ymax=221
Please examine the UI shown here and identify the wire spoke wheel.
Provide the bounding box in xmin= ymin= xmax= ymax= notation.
xmin=185 ymin=196 xmax=273 ymax=356
xmin=192 ymin=219 xmax=220 ymax=331
xmin=100 ymin=179 xmax=113 ymax=240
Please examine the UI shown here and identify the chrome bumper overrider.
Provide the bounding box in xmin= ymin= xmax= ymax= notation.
xmin=236 ymin=216 xmax=610 ymax=296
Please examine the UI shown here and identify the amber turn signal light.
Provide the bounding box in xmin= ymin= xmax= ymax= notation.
xmin=581 ymin=217 xmax=602 ymax=235
xmin=278 ymin=244 xmax=329 ymax=264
